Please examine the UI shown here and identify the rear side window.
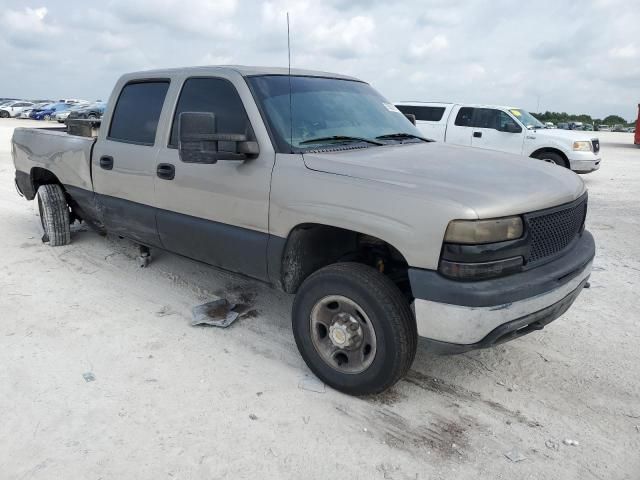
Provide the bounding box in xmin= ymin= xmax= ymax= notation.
xmin=109 ymin=81 xmax=170 ymax=145
xmin=169 ymin=77 xmax=251 ymax=148
xmin=454 ymin=107 xmax=474 ymax=126
xmin=395 ymin=105 xmax=446 ymax=121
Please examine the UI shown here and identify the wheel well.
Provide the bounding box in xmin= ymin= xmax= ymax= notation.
xmin=31 ymin=167 xmax=62 ymax=192
xmin=530 ymin=148 xmax=568 ymax=166
xmin=279 ymin=224 xmax=410 ymax=297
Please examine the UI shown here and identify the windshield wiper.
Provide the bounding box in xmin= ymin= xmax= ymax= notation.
xmin=299 ymin=135 xmax=384 ymax=146
xmin=375 ymin=133 xmax=432 ymax=142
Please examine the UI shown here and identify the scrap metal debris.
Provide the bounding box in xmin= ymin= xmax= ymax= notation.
xmin=298 ymin=375 xmax=326 ymax=393
xmin=191 ymin=299 xmax=240 ymax=328
xmin=504 ymin=449 xmax=527 ymax=462
xmin=82 ymin=372 xmax=96 ymax=382
xmin=563 ymin=439 xmax=580 ymax=446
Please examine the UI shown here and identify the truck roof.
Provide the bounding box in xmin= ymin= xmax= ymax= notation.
xmin=120 ymin=65 xmax=361 ymax=82
xmin=395 ymin=101 xmax=522 ymax=111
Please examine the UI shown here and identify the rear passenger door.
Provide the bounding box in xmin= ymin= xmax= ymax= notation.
xmin=470 ymin=108 xmax=524 ymax=155
xmin=92 ymin=80 xmax=170 ymax=247
xmin=152 ymin=76 xmax=275 ymax=281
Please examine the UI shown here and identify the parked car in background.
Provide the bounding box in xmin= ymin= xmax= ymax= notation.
xmin=597 ymin=125 xmax=612 ymax=132
xmin=612 ymin=125 xmax=626 ymax=132
xmin=19 ymin=102 xmax=49 ymax=119
xmin=582 ymin=124 xmax=594 ymax=131
xmin=55 ymin=104 xmax=87 ymax=123
xmin=544 ymin=122 xmax=555 ymax=128
xmin=568 ymin=122 xmax=583 ymax=130
xmin=66 ymin=101 xmax=107 ymax=120
xmin=0 ymin=101 xmax=35 ymax=118
xmin=30 ymin=103 xmax=71 ymax=121
xmin=395 ymin=102 xmax=601 ymax=173
xmin=557 ymin=122 xmax=569 ymax=129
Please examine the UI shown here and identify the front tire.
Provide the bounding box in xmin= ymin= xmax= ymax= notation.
xmin=292 ymin=263 xmax=417 ymax=395
xmin=0 ymin=110 xmax=9 ymax=118
xmin=37 ymin=184 xmax=71 ymax=246
xmin=536 ymin=151 xmax=568 ymax=168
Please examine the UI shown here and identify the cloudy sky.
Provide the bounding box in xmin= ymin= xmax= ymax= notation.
xmin=1 ymin=0 xmax=638 ymax=120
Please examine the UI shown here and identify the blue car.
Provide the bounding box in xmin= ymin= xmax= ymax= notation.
xmin=30 ymin=102 xmax=71 ymax=121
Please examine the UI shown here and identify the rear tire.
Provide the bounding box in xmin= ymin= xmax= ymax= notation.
xmin=0 ymin=110 xmax=9 ymax=118
xmin=37 ymin=184 xmax=71 ymax=246
xmin=536 ymin=151 xmax=568 ymax=168
xmin=292 ymin=262 xmax=417 ymax=395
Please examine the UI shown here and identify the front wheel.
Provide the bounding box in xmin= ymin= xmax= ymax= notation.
xmin=0 ymin=110 xmax=9 ymax=118
xmin=292 ymin=263 xmax=417 ymax=395
xmin=536 ymin=151 xmax=568 ymax=168
xmin=37 ymin=184 xmax=71 ymax=246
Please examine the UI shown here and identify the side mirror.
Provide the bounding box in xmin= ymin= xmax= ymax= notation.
xmin=404 ymin=113 xmax=417 ymax=125
xmin=178 ymin=111 xmax=259 ymax=164
xmin=502 ymin=122 xmax=522 ymax=133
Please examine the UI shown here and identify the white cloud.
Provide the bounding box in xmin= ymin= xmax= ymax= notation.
xmin=609 ymin=44 xmax=638 ymax=59
xmin=0 ymin=0 xmax=638 ymax=120
xmin=0 ymin=6 xmax=60 ymax=47
xmin=408 ymin=34 xmax=449 ymax=59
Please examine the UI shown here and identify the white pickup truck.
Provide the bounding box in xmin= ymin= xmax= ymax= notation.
xmin=396 ymin=102 xmax=601 ymax=173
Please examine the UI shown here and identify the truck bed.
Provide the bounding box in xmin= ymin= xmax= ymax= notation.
xmin=12 ymin=126 xmax=96 ymax=198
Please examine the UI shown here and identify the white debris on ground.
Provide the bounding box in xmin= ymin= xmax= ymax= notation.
xmin=1 ymin=119 xmax=639 ymax=479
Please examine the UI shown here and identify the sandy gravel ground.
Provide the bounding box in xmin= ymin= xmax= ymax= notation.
xmin=1 ymin=118 xmax=639 ymax=479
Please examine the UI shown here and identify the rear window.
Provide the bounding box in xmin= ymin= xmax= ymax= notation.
xmin=395 ymin=105 xmax=445 ymax=122
xmin=454 ymin=107 xmax=474 ymax=127
xmin=108 ymin=81 xmax=170 ymax=145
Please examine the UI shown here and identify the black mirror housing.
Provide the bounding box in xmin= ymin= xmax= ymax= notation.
xmin=178 ymin=111 xmax=259 ymax=163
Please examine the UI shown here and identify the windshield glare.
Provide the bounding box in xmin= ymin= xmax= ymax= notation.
xmin=509 ymin=108 xmax=545 ymax=129
xmin=248 ymin=75 xmax=421 ymax=152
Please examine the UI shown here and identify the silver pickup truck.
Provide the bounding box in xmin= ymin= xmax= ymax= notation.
xmin=12 ymin=66 xmax=595 ymax=395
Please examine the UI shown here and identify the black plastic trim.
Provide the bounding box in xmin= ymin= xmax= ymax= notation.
xmin=410 ymin=230 xmax=595 ymax=308
xmin=421 ymin=277 xmax=588 ymax=354
xmin=15 ymin=170 xmax=35 ymax=199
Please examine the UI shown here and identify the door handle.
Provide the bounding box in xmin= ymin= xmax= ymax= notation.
xmin=99 ymin=155 xmax=114 ymax=170
xmin=473 ymin=131 xmax=482 ymax=138
xmin=156 ymin=163 xmax=175 ymax=180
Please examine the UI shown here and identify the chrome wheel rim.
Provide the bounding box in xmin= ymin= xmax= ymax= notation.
xmin=309 ymin=295 xmax=377 ymax=374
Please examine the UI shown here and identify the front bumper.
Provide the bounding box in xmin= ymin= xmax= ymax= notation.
xmin=568 ymin=151 xmax=601 ymax=173
xmin=410 ymin=231 xmax=595 ymax=352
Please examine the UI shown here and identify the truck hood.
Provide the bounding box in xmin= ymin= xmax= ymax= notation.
xmin=531 ymin=128 xmax=597 ymax=141
xmin=302 ymin=142 xmax=586 ymax=219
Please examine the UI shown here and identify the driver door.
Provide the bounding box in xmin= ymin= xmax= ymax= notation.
xmin=153 ymin=76 xmax=275 ymax=281
xmin=470 ymin=108 xmax=525 ymax=155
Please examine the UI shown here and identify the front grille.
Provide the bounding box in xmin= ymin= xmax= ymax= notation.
xmin=591 ymin=139 xmax=600 ymax=154
xmin=526 ymin=195 xmax=587 ymax=263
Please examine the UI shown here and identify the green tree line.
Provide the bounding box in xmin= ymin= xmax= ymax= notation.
xmin=532 ymin=111 xmax=631 ymax=126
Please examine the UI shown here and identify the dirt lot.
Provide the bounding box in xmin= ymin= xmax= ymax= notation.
xmin=1 ymin=118 xmax=638 ymax=479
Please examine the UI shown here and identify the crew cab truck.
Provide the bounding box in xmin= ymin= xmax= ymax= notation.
xmin=396 ymin=102 xmax=601 ymax=174
xmin=12 ymin=66 xmax=595 ymax=395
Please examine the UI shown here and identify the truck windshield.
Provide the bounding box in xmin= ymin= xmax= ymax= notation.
xmin=509 ymin=108 xmax=545 ymax=130
xmin=247 ymin=75 xmax=422 ymax=153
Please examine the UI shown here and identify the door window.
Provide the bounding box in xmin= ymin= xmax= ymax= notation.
xmin=454 ymin=107 xmax=474 ymax=126
xmin=472 ymin=108 xmax=522 ymax=132
xmin=169 ymin=77 xmax=252 ymax=150
xmin=108 ymin=81 xmax=170 ymax=145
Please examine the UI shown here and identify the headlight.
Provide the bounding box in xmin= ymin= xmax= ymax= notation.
xmin=573 ymin=141 xmax=592 ymax=151
xmin=444 ymin=216 xmax=523 ymax=244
